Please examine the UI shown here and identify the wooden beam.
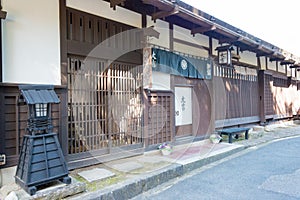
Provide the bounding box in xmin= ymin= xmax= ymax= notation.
xmin=0 ymin=10 xmax=6 ymax=19
xmin=269 ymin=52 xmax=285 ymax=62
xmin=280 ymin=59 xmax=295 ymax=65
xmin=152 ymin=5 xmax=179 ymax=21
xmin=142 ymin=0 xmax=173 ymax=11
xmin=240 ymin=44 xmax=264 ymax=52
xmin=110 ymin=0 xmax=125 ymax=10
xmin=218 ymin=36 xmax=243 ymax=44
xmin=191 ymin=25 xmax=216 ymax=35
xmin=290 ymin=63 xmax=300 ymax=68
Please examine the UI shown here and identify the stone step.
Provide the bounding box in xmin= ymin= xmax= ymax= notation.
xmin=78 ymin=168 xmax=115 ymax=183
xmin=252 ymin=126 xmax=265 ymax=132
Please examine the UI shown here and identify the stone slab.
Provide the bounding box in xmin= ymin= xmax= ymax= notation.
xmin=137 ymin=156 xmax=166 ymax=164
xmin=1 ymin=166 xmax=16 ymax=186
xmin=252 ymin=125 xmax=264 ymax=132
xmin=111 ymin=162 xmax=143 ymax=173
xmin=78 ymin=168 xmax=115 ymax=183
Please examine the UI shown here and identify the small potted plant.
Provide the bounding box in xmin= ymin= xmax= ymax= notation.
xmin=209 ymin=133 xmax=222 ymax=144
xmin=158 ymin=142 xmax=172 ymax=155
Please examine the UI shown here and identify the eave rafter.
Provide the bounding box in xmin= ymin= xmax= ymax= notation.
xmin=280 ymin=59 xmax=295 ymax=65
xmin=290 ymin=63 xmax=300 ymax=69
xmin=0 ymin=10 xmax=6 ymax=19
xmin=191 ymin=25 xmax=216 ymax=36
xmin=151 ymin=5 xmax=179 ymax=21
xmin=110 ymin=0 xmax=126 ymax=10
xmin=218 ymin=36 xmax=243 ymax=44
xmin=269 ymin=53 xmax=285 ymax=62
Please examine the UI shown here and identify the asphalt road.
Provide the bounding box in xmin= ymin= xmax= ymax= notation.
xmin=133 ymin=136 xmax=300 ymax=200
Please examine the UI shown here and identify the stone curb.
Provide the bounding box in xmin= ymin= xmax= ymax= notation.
xmin=69 ymin=146 xmax=246 ymax=200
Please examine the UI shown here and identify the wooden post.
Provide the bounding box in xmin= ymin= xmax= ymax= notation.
xmin=209 ymin=36 xmax=215 ymax=134
xmin=59 ymin=0 xmax=69 ymax=157
xmin=169 ymin=23 xmax=174 ymax=51
xmin=59 ymin=0 xmax=68 ymax=86
xmin=258 ymin=70 xmax=266 ymax=124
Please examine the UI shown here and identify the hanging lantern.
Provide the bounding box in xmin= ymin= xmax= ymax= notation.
xmin=216 ymin=45 xmax=234 ymax=66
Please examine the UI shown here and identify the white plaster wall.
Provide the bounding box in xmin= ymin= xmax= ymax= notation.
xmin=147 ymin=17 xmax=169 ymax=49
xmin=174 ymin=25 xmax=209 ymax=47
xmin=259 ymin=57 xmax=266 ymax=70
xmin=239 ymin=50 xmax=257 ymax=65
xmin=267 ymin=60 xmax=277 ymax=71
xmin=297 ymin=71 xmax=300 ymax=80
xmin=277 ymin=64 xmax=286 ymax=74
xmin=151 ymin=71 xmax=170 ymax=90
xmin=174 ymin=42 xmax=208 ymax=58
xmin=2 ymin=0 xmax=60 ymax=84
xmin=212 ymin=38 xmax=219 ymax=56
xmin=172 ymin=25 xmax=209 ymax=58
xmin=67 ymin=0 xmax=141 ymax=28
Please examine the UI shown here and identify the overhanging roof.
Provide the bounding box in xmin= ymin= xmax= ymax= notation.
xmin=107 ymin=0 xmax=296 ymax=62
xmin=19 ymin=85 xmax=60 ymax=104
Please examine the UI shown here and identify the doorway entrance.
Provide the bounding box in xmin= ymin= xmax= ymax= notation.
xmin=175 ymin=86 xmax=193 ymax=137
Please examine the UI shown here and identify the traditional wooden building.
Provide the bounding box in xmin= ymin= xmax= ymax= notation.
xmin=1 ymin=0 xmax=300 ymax=169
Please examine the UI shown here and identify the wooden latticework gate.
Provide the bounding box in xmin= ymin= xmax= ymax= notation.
xmin=67 ymin=56 xmax=143 ymax=156
xmin=145 ymin=91 xmax=174 ymax=147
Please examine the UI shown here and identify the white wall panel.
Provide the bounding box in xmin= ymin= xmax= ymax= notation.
xmin=2 ymin=0 xmax=60 ymax=84
xmin=151 ymin=71 xmax=171 ymax=90
xmin=239 ymin=50 xmax=257 ymax=65
xmin=147 ymin=17 xmax=169 ymax=48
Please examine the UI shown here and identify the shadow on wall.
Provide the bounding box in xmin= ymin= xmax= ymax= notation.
xmin=272 ymin=83 xmax=300 ymax=117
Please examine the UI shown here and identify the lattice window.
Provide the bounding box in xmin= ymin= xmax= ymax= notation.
xmin=146 ymin=91 xmax=173 ymax=146
xmin=264 ymin=74 xmax=274 ymax=115
xmin=67 ymin=57 xmax=143 ymax=154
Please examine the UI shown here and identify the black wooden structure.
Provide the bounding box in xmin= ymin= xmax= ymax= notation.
xmin=15 ymin=85 xmax=71 ymax=195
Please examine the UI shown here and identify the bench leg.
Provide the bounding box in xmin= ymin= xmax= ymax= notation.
xmin=245 ymin=130 xmax=249 ymax=140
xmin=228 ymin=133 xmax=233 ymax=143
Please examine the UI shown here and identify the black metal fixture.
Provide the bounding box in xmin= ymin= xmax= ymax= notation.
xmin=15 ymin=85 xmax=71 ymax=195
xmin=0 ymin=154 xmax=5 ymax=165
xmin=216 ymin=45 xmax=234 ymax=66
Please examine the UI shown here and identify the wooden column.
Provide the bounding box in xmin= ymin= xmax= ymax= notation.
xmin=59 ymin=0 xmax=69 ymax=157
xmin=258 ymin=70 xmax=266 ymax=124
xmin=209 ymin=36 xmax=215 ymax=133
xmin=59 ymin=0 xmax=68 ymax=86
xmin=169 ymin=23 xmax=174 ymax=51
xmin=141 ymin=12 xmax=149 ymax=148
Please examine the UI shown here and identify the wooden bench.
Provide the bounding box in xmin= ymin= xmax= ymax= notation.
xmin=217 ymin=127 xmax=250 ymax=143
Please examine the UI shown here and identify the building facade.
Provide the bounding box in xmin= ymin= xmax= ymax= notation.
xmin=1 ymin=0 xmax=300 ymax=169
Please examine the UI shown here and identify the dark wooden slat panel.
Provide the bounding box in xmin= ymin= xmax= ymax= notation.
xmin=215 ymin=66 xmax=259 ymax=121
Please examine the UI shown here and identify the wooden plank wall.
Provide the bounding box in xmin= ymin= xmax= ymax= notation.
xmin=215 ymin=66 xmax=259 ymax=121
